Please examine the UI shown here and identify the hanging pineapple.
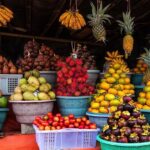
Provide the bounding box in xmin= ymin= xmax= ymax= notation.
xmin=87 ymin=2 xmax=112 ymax=43
xmin=140 ymin=48 xmax=150 ymax=83
xmin=117 ymin=11 xmax=134 ymax=58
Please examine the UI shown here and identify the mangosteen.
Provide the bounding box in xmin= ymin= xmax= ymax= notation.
xmin=132 ymin=109 xmax=141 ymax=118
xmin=102 ymin=125 xmax=110 ymax=133
xmin=121 ymin=111 xmax=130 ymax=120
xmin=110 ymin=134 xmax=117 ymax=142
xmin=129 ymin=133 xmax=139 ymax=143
xmin=137 ymin=115 xmax=147 ymax=126
xmin=123 ymin=104 xmax=134 ymax=112
xmin=102 ymin=135 xmax=110 ymax=141
xmin=104 ymin=128 xmax=111 ymax=135
xmin=117 ymin=105 xmax=124 ymax=111
xmin=112 ymin=125 xmax=120 ymax=136
xmin=142 ymin=124 xmax=150 ymax=132
xmin=123 ymin=96 xmax=132 ymax=103
xmin=113 ymin=111 xmax=121 ymax=119
xmin=132 ymin=125 xmax=143 ymax=136
xmin=127 ymin=117 xmax=137 ymax=127
xmin=107 ymin=117 xmax=117 ymax=126
xmin=120 ymin=127 xmax=131 ymax=137
xmin=117 ymin=136 xmax=128 ymax=143
xmin=118 ymin=118 xmax=127 ymax=128
xmin=140 ymin=131 xmax=149 ymax=142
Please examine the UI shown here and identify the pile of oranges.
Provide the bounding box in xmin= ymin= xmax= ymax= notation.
xmin=135 ymin=81 xmax=150 ymax=110
xmin=88 ymin=62 xmax=134 ymax=114
xmin=133 ymin=59 xmax=147 ymax=74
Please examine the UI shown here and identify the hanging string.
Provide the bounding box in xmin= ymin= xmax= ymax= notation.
xmin=126 ymin=0 xmax=131 ymax=12
xmin=70 ymin=0 xmax=72 ymax=10
xmin=75 ymin=0 xmax=78 ymax=11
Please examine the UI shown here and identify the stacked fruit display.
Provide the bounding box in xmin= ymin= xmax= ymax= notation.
xmin=88 ymin=58 xmax=134 ymax=113
xmin=9 ymin=70 xmax=55 ymax=101
xmin=0 ymin=55 xmax=22 ymax=74
xmin=135 ymin=81 xmax=150 ymax=110
xmin=133 ymin=59 xmax=147 ymax=73
xmin=75 ymin=44 xmax=97 ymax=70
xmin=17 ymin=40 xmax=62 ymax=71
xmin=33 ymin=113 xmax=97 ymax=130
xmin=56 ymin=56 xmax=95 ymax=96
xmin=100 ymin=96 xmax=150 ymax=143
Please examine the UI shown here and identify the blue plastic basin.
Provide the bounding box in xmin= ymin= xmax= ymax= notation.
xmin=0 ymin=108 xmax=9 ymax=130
xmin=57 ymin=96 xmax=91 ymax=118
xmin=140 ymin=109 xmax=150 ymax=123
xmin=131 ymin=74 xmax=144 ymax=85
xmin=86 ymin=112 xmax=110 ymax=129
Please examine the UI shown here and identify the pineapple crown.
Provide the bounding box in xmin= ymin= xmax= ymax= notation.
xmin=117 ymin=11 xmax=134 ymax=35
xmin=140 ymin=48 xmax=150 ymax=66
xmin=87 ymin=2 xmax=112 ymax=26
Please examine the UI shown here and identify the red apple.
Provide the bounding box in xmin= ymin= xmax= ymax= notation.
xmin=35 ymin=116 xmax=41 ymax=121
xmin=42 ymin=121 xmax=49 ymax=126
xmin=79 ymin=125 xmax=84 ymax=129
xmin=85 ymin=120 xmax=91 ymax=125
xmin=74 ymin=122 xmax=79 ymax=128
xmin=89 ymin=123 xmax=97 ymax=129
xmin=82 ymin=117 xmax=87 ymax=122
xmin=43 ymin=115 xmax=49 ymax=120
xmin=64 ymin=120 xmax=70 ymax=126
xmin=56 ymin=126 xmax=61 ymax=130
xmin=69 ymin=114 xmax=74 ymax=119
xmin=59 ymin=122 xmax=64 ymax=127
xmin=76 ymin=118 xmax=81 ymax=123
xmin=64 ymin=116 xmax=69 ymax=120
xmin=51 ymin=126 xmax=56 ymax=130
xmin=54 ymin=116 xmax=59 ymax=122
xmin=48 ymin=119 xmax=53 ymax=125
xmin=70 ymin=119 xmax=75 ymax=124
xmin=69 ymin=124 xmax=74 ymax=128
xmin=59 ymin=118 xmax=64 ymax=122
xmin=85 ymin=126 xmax=90 ymax=129
xmin=52 ymin=122 xmax=58 ymax=127
xmin=45 ymin=126 xmax=51 ymax=130
xmin=56 ymin=113 xmax=62 ymax=118
xmin=39 ymin=125 xmax=44 ymax=130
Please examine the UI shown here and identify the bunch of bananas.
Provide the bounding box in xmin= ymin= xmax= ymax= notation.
xmin=105 ymin=50 xmax=123 ymax=62
xmin=111 ymin=58 xmax=126 ymax=66
xmin=120 ymin=65 xmax=130 ymax=73
xmin=59 ymin=10 xmax=86 ymax=30
xmin=0 ymin=5 xmax=13 ymax=27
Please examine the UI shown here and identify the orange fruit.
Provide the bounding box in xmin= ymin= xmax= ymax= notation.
xmin=110 ymin=106 xmax=117 ymax=113
xmin=113 ymin=64 xmax=121 ymax=70
xmin=120 ymin=73 xmax=127 ymax=78
xmin=118 ymin=91 xmax=125 ymax=97
xmin=143 ymin=64 xmax=148 ymax=68
xmin=110 ymin=99 xmax=120 ymax=106
xmin=139 ymin=92 xmax=146 ymax=98
xmin=146 ymin=92 xmax=150 ymax=99
xmin=135 ymin=103 xmax=143 ymax=109
xmin=146 ymin=81 xmax=150 ymax=86
xmin=118 ymin=78 xmax=125 ymax=84
xmin=106 ymin=77 xmax=116 ymax=84
xmin=130 ymin=84 xmax=134 ymax=89
xmin=138 ymin=60 xmax=144 ymax=64
xmin=130 ymin=90 xmax=135 ymax=95
xmin=140 ymin=68 xmax=145 ymax=72
xmin=99 ymin=107 xmax=109 ymax=113
xmin=143 ymin=105 xmax=150 ymax=110
xmin=108 ymin=88 xmax=118 ymax=95
xmin=88 ymin=108 xmax=92 ymax=112
xmin=114 ymin=84 xmax=124 ymax=90
xmin=108 ymin=68 xmax=115 ymax=74
xmin=91 ymin=102 xmax=100 ymax=109
xmin=137 ymin=64 xmax=142 ymax=68
xmin=124 ymin=85 xmax=131 ymax=90
xmin=137 ymin=97 xmax=146 ymax=105
xmin=116 ymin=70 xmax=122 ymax=74
xmin=100 ymin=82 xmax=110 ymax=90
xmin=95 ymin=95 xmax=105 ymax=102
xmin=91 ymin=109 xmax=99 ymax=113
xmin=104 ymin=73 xmax=111 ymax=78
xmin=146 ymin=99 xmax=150 ymax=106
xmin=133 ymin=68 xmax=138 ymax=73
xmin=97 ymin=89 xmax=106 ymax=94
xmin=105 ymin=94 xmax=115 ymax=101
xmin=112 ymin=73 xmax=120 ymax=80
xmin=124 ymin=78 xmax=130 ymax=84
xmin=100 ymin=101 xmax=110 ymax=107
xmin=144 ymin=86 xmax=150 ymax=92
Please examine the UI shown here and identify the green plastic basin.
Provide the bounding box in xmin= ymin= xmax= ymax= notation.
xmin=0 ymin=108 xmax=9 ymax=130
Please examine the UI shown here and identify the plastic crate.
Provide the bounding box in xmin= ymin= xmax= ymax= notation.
xmin=33 ymin=126 xmax=99 ymax=150
xmin=131 ymin=74 xmax=144 ymax=85
xmin=140 ymin=109 xmax=150 ymax=123
xmin=0 ymin=74 xmax=23 ymax=95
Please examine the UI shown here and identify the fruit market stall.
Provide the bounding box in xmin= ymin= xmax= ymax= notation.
xmin=0 ymin=0 xmax=150 ymax=150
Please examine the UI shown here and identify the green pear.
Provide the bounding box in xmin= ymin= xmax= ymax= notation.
xmin=14 ymin=86 xmax=22 ymax=93
xmin=27 ymin=85 xmax=37 ymax=92
xmin=0 ymin=96 xmax=8 ymax=107
xmin=46 ymin=83 xmax=52 ymax=90
xmin=32 ymin=69 xmax=40 ymax=78
xmin=28 ymin=76 xmax=40 ymax=88
xmin=48 ymin=91 xmax=56 ymax=99
xmin=38 ymin=77 xmax=47 ymax=84
xmin=13 ymin=93 xmax=23 ymax=101
xmin=38 ymin=92 xmax=50 ymax=100
xmin=19 ymin=78 xmax=27 ymax=86
xmin=39 ymin=84 xmax=49 ymax=93
xmin=24 ymin=71 xmax=32 ymax=79
xmin=23 ymin=91 xmax=36 ymax=100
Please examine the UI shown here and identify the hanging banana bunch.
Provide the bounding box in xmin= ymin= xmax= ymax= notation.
xmin=59 ymin=0 xmax=86 ymax=30
xmin=0 ymin=5 xmax=13 ymax=27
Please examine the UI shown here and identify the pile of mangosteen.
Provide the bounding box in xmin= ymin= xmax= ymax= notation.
xmin=100 ymin=96 xmax=150 ymax=143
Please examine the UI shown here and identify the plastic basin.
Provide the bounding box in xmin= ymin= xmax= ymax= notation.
xmin=131 ymin=74 xmax=144 ymax=85
xmin=97 ymin=135 xmax=150 ymax=150
xmin=134 ymin=85 xmax=144 ymax=99
xmin=86 ymin=112 xmax=110 ymax=129
xmin=57 ymin=96 xmax=91 ymax=118
xmin=0 ymin=108 xmax=9 ymax=130
xmin=9 ymin=100 xmax=55 ymax=124
xmin=40 ymin=71 xmax=57 ymax=87
xmin=140 ymin=109 xmax=150 ymax=123
xmin=87 ymin=70 xmax=100 ymax=86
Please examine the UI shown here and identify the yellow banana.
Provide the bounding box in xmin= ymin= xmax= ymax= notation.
xmin=69 ymin=14 xmax=75 ymax=29
xmin=75 ymin=12 xmax=86 ymax=27
xmin=74 ymin=15 xmax=82 ymax=30
xmin=0 ymin=15 xmax=7 ymax=26
xmin=0 ymin=11 xmax=11 ymax=22
xmin=1 ymin=5 xmax=13 ymax=15
xmin=0 ymin=8 xmax=13 ymax=19
xmin=59 ymin=11 xmax=70 ymax=22
xmin=64 ymin=12 xmax=72 ymax=28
